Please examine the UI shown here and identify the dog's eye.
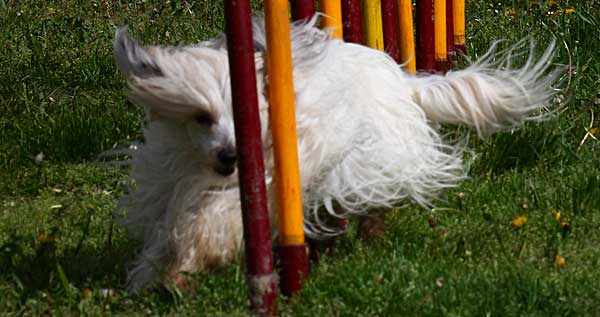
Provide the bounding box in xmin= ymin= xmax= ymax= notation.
xmin=194 ymin=113 xmax=214 ymax=126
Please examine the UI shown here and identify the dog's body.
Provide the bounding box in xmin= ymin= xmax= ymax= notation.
xmin=113 ymin=18 xmax=561 ymax=292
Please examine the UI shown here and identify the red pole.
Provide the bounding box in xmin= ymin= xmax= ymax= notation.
xmin=341 ymin=0 xmax=363 ymax=44
xmin=381 ymin=0 xmax=400 ymax=63
xmin=224 ymin=0 xmax=277 ymax=315
xmin=446 ymin=0 xmax=455 ymax=63
xmin=416 ymin=0 xmax=435 ymax=72
xmin=291 ymin=0 xmax=315 ymax=21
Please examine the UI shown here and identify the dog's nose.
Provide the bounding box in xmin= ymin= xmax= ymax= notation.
xmin=217 ymin=148 xmax=237 ymax=166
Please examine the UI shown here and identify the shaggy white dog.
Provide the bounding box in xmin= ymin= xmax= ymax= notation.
xmin=113 ymin=18 xmax=561 ymax=292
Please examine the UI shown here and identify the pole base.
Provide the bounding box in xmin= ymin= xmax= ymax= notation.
xmin=278 ymin=244 xmax=309 ymax=297
xmin=247 ymin=273 xmax=278 ymax=316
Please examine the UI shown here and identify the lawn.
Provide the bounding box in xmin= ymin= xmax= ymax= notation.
xmin=1 ymin=0 xmax=599 ymax=315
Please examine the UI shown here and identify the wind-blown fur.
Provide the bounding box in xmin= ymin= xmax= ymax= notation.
xmin=112 ymin=17 xmax=562 ymax=292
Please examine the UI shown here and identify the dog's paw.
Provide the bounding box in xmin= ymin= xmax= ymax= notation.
xmin=357 ymin=212 xmax=387 ymax=241
xmin=163 ymin=270 xmax=199 ymax=296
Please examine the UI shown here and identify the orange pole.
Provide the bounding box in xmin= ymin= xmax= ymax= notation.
xmin=398 ymin=0 xmax=416 ymax=74
xmin=321 ymin=0 xmax=344 ymax=39
xmin=434 ymin=0 xmax=447 ymax=72
xmin=453 ymin=0 xmax=465 ymax=54
xmin=264 ymin=0 xmax=309 ymax=296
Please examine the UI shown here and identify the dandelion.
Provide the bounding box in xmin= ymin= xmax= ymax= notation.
xmin=36 ymin=232 xmax=55 ymax=243
xmin=552 ymin=209 xmax=561 ymax=222
xmin=555 ymin=255 xmax=565 ymax=268
xmin=560 ymin=220 xmax=571 ymax=232
xmin=565 ymin=8 xmax=575 ymax=14
xmin=511 ymin=215 xmax=528 ymax=229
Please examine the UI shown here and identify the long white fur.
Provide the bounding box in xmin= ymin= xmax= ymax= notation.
xmin=112 ymin=17 xmax=561 ymax=292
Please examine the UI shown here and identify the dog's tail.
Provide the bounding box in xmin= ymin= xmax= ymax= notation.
xmin=411 ymin=40 xmax=564 ymax=136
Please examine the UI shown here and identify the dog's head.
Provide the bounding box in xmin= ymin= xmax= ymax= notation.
xmin=113 ymin=28 xmax=242 ymax=177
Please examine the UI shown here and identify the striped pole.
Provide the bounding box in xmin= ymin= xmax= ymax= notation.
xmin=398 ymin=0 xmax=416 ymax=74
xmin=321 ymin=0 xmax=344 ymax=39
xmin=416 ymin=0 xmax=435 ymax=72
xmin=434 ymin=0 xmax=447 ymax=72
xmin=264 ymin=0 xmax=309 ymax=297
xmin=341 ymin=0 xmax=364 ymax=44
xmin=446 ymin=0 xmax=455 ymax=62
xmin=381 ymin=0 xmax=400 ymax=62
xmin=291 ymin=0 xmax=315 ymax=21
xmin=363 ymin=0 xmax=384 ymax=51
xmin=224 ymin=0 xmax=277 ymax=314
xmin=453 ymin=0 xmax=466 ymax=54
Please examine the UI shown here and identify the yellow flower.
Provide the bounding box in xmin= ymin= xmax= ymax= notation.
xmin=555 ymin=255 xmax=565 ymax=268
xmin=36 ymin=232 xmax=55 ymax=243
xmin=511 ymin=215 xmax=528 ymax=229
xmin=565 ymin=8 xmax=575 ymax=14
xmin=505 ymin=8 xmax=516 ymax=16
xmin=552 ymin=210 xmax=561 ymax=222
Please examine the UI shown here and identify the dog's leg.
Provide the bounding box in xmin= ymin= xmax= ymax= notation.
xmin=126 ymin=221 xmax=171 ymax=293
xmin=165 ymin=188 xmax=244 ymax=293
xmin=357 ymin=210 xmax=387 ymax=241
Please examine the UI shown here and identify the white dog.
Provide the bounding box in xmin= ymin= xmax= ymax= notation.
xmin=113 ymin=17 xmax=561 ymax=292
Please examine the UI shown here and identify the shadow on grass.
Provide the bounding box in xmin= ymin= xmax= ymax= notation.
xmin=0 ymin=229 xmax=135 ymax=295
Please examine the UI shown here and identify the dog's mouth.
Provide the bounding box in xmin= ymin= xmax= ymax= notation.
xmin=214 ymin=165 xmax=236 ymax=176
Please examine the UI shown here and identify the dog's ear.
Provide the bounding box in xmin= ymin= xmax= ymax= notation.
xmin=113 ymin=27 xmax=163 ymax=79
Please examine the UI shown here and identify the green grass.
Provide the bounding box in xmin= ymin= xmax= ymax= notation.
xmin=1 ymin=0 xmax=599 ymax=315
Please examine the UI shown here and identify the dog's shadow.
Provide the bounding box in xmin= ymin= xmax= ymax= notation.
xmin=0 ymin=225 xmax=135 ymax=295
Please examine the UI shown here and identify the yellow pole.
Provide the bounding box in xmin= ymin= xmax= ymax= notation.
xmin=434 ymin=0 xmax=447 ymax=67
xmin=264 ymin=0 xmax=305 ymax=246
xmin=453 ymin=0 xmax=466 ymax=51
xmin=363 ymin=0 xmax=384 ymax=51
xmin=397 ymin=0 xmax=416 ymax=74
xmin=321 ymin=0 xmax=344 ymax=39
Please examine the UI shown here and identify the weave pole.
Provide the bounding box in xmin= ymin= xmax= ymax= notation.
xmin=321 ymin=0 xmax=344 ymax=39
xmin=416 ymin=0 xmax=435 ymax=72
xmin=434 ymin=0 xmax=447 ymax=72
xmin=341 ymin=0 xmax=364 ymax=44
xmin=363 ymin=0 xmax=384 ymax=51
xmin=446 ymin=0 xmax=455 ymax=62
xmin=224 ymin=0 xmax=277 ymax=314
xmin=381 ymin=0 xmax=400 ymax=62
xmin=453 ymin=0 xmax=466 ymax=54
xmin=264 ymin=0 xmax=310 ymax=297
xmin=291 ymin=0 xmax=315 ymax=21
xmin=398 ymin=0 xmax=416 ymax=74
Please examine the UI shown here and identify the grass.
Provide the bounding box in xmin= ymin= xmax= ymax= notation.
xmin=1 ymin=0 xmax=599 ymax=315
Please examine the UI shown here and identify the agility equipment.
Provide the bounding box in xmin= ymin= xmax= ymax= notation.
xmin=224 ymin=0 xmax=277 ymax=314
xmin=398 ymin=0 xmax=416 ymax=74
xmin=341 ymin=0 xmax=363 ymax=43
xmin=265 ymin=0 xmax=310 ymax=298
xmin=321 ymin=0 xmax=344 ymax=38
xmin=364 ymin=0 xmax=384 ymax=50
xmin=453 ymin=0 xmax=466 ymax=54
xmin=291 ymin=0 xmax=316 ymax=21
xmin=224 ymin=1 xmax=466 ymax=314
xmin=434 ymin=0 xmax=447 ymax=71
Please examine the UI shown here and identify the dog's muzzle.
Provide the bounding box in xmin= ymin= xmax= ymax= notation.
xmin=214 ymin=147 xmax=237 ymax=176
